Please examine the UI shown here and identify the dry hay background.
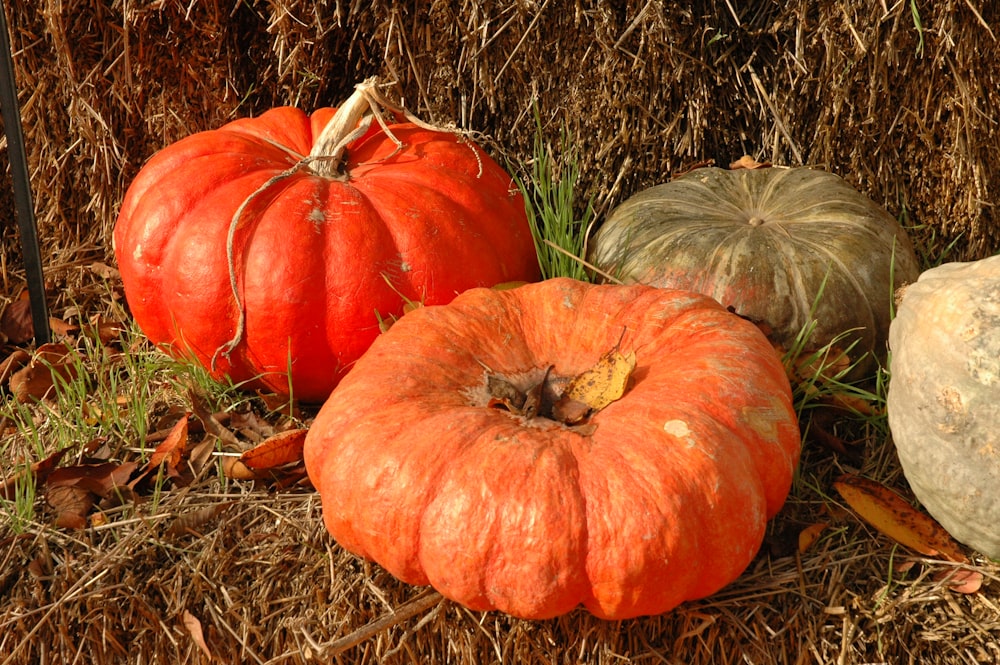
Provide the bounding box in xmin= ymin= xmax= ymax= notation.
xmin=1 ymin=0 xmax=999 ymax=294
xmin=2 ymin=1 xmax=1000 ymax=663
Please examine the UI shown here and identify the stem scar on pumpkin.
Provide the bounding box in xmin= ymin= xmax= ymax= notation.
xmin=483 ymin=331 xmax=636 ymax=427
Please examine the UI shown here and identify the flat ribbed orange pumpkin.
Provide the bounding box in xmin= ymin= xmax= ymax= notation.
xmin=304 ymin=278 xmax=801 ymax=619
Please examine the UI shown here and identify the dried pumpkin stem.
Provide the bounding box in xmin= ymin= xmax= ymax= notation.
xmin=310 ymin=76 xmax=483 ymax=178
xmin=309 ymin=77 xmax=404 ymax=178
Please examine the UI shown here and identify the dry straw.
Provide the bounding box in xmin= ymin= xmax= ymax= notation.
xmin=2 ymin=1 xmax=1000 ymax=663
xmin=2 ymin=0 xmax=999 ymax=298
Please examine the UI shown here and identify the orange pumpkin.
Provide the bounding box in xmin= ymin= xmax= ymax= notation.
xmin=304 ymin=278 xmax=801 ymax=619
xmin=113 ymin=81 xmax=539 ymax=402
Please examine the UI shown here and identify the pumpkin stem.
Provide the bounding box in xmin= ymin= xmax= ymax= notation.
xmin=308 ymin=77 xmax=404 ymax=179
xmin=308 ymin=77 xmax=485 ymax=179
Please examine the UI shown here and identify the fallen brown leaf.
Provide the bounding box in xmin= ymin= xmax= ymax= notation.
xmin=182 ymin=610 xmax=213 ymax=660
xmin=255 ymin=389 xmax=303 ymax=419
xmin=166 ymin=501 xmax=237 ymax=539
xmin=9 ymin=343 xmax=80 ymax=403
xmin=189 ymin=389 xmax=240 ymax=446
xmin=145 ymin=415 xmax=189 ymax=475
xmin=47 ymin=317 xmax=78 ymax=339
xmin=935 ymin=567 xmax=984 ymax=594
xmin=0 ymin=446 xmax=72 ymax=501
xmin=47 ymin=462 xmax=137 ymax=501
xmin=88 ymin=314 xmax=126 ymax=347
xmin=486 ymin=374 xmax=527 ymax=413
xmin=798 ymin=523 xmax=828 ymax=554
xmin=834 ymin=474 xmax=968 ymax=563
xmin=46 ymin=484 xmax=94 ymax=530
xmin=551 ymin=396 xmax=591 ymax=425
xmin=237 ymin=428 xmax=308 ymax=470
xmin=0 ymin=348 xmax=31 ymax=387
xmin=187 ymin=437 xmax=219 ymax=480
xmin=0 ymin=292 xmax=34 ymax=344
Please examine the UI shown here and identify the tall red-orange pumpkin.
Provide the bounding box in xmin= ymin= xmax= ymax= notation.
xmin=304 ymin=278 xmax=801 ymax=620
xmin=113 ymin=82 xmax=540 ymax=402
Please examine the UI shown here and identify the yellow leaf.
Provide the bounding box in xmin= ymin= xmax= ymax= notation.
xmin=798 ymin=522 xmax=828 ymax=554
xmin=833 ymin=474 xmax=968 ymax=563
xmin=562 ymin=347 xmax=636 ymax=412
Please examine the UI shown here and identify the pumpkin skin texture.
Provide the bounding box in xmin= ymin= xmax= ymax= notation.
xmin=587 ymin=167 xmax=921 ymax=376
xmin=887 ymin=255 xmax=1000 ymax=559
xmin=113 ymin=103 xmax=540 ymax=403
xmin=304 ymin=278 xmax=801 ymax=619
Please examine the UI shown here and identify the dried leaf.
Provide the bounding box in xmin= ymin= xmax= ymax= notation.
xmin=223 ymin=456 xmax=257 ymax=481
xmin=0 ymin=447 xmax=72 ymax=501
xmin=935 ymin=567 xmax=983 ymax=594
xmin=146 ymin=415 xmax=189 ymax=474
xmin=182 ymin=609 xmax=213 ymax=659
xmin=46 ymin=484 xmax=94 ymax=529
xmin=9 ymin=343 xmax=80 ymax=403
xmin=798 ymin=523 xmax=828 ymax=554
xmin=486 ymin=374 xmax=527 ymax=412
xmin=222 ymin=430 xmax=308 ymax=482
xmin=47 ymin=462 xmax=137 ymax=500
xmin=167 ymin=501 xmax=236 ymax=539
xmin=550 ymin=396 xmax=591 ymax=425
xmin=187 ymin=437 xmax=219 ymax=479
xmin=238 ymin=428 xmax=307 ymax=470
xmin=729 ymin=154 xmax=772 ymax=170
xmin=834 ymin=474 xmax=968 ymax=563
xmin=553 ymin=337 xmax=636 ymax=424
xmin=0 ymin=348 xmax=31 ymax=386
xmin=189 ymin=389 xmax=240 ymax=447
xmin=88 ymin=261 xmax=120 ymax=280
xmin=255 ymin=389 xmax=303 ymax=419
xmin=229 ymin=410 xmax=269 ymax=440
xmin=0 ymin=293 xmax=34 ymax=344
xmin=27 ymin=549 xmax=53 ymax=579
xmin=90 ymin=511 xmax=109 ymax=528
xmin=561 ymin=348 xmax=635 ymax=411
xmin=47 ymin=317 xmax=78 ymax=338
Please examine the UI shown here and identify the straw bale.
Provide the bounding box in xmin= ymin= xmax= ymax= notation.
xmin=1 ymin=0 xmax=998 ymax=303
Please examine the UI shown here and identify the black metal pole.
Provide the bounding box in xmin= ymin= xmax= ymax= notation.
xmin=0 ymin=0 xmax=50 ymax=345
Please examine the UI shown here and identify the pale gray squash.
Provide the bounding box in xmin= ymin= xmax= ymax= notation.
xmin=887 ymin=255 xmax=1000 ymax=559
xmin=588 ymin=166 xmax=921 ymax=376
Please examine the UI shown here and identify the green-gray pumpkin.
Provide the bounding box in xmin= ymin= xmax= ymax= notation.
xmin=887 ymin=255 xmax=1000 ymax=559
xmin=587 ymin=166 xmax=921 ymax=376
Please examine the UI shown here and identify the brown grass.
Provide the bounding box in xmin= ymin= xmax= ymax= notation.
xmin=2 ymin=1 xmax=1000 ymax=663
xmin=2 ymin=438 xmax=999 ymax=664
